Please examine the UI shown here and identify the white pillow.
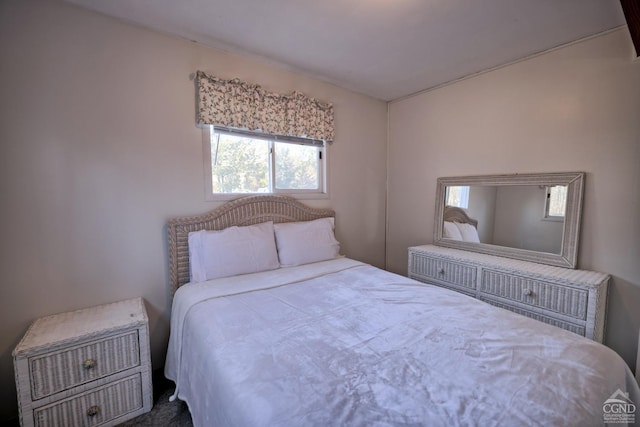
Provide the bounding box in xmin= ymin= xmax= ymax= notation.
xmin=455 ymin=222 xmax=481 ymax=243
xmin=188 ymin=221 xmax=280 ymax=282
xmin=274 ymin=218 xmax=340 ymax=266
xmin=443 ymin=221 xmax=463 ymax=240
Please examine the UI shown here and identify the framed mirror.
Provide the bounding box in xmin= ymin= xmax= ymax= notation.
xmin=434 ymin=172 xmax=585 ymax=268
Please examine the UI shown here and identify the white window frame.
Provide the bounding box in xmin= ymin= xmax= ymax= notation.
xmin=543 ymin=185 xmax=567 ymax=221
xmin=445 ymin=186 xmax=470 ymax=209
xmin=203 ymin=126 xmax=328 ymax=201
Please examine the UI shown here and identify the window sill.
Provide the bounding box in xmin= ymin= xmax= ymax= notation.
xmin=205 ymin=192 xmax=329 ymax=202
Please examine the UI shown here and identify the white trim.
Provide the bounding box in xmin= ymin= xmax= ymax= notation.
xmin=202 ymin=127 xmax=329 ymax=201
xmin=202 ymin=129 xmax=214 ymax=201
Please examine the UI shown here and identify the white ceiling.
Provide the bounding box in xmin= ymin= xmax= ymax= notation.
xmin=65 ymin=0 xmax=626 ymax=101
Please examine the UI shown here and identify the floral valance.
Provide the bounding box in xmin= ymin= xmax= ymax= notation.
xmin=196 ymin=71 xmax=334 ymax=143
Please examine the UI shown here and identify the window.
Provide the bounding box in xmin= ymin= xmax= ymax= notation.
xmin=446 ymin=186 xmax=470 ymax=209
xmin=545 ymin=185 xmax=567 ymax=219
xmin=204 ymin=126 xmax=326 ymax=200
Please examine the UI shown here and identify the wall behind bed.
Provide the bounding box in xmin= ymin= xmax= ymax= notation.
xmin=0 ymin=0 xmax=388 ymax=421
xmin=387 ymin=27 xmax=640 ymax=372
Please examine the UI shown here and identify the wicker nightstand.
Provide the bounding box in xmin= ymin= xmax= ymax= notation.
xmin=13 ymin=298 xmax=153 ymax=427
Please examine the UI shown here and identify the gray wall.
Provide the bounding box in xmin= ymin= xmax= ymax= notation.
xmin=388 ymin=28 xmax=640 ymax=372
xmin=492 ymin=186 xmax=563 ymax=253
xmin=0 ymin=0 xmax=388 ymax=420
xmin=467 ymin=186 xmax=497 ymax=244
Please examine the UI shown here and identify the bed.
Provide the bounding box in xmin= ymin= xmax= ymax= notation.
xmin=164 ymin=195 xmax=639 ymax=427
xmin=442 ymin=206 xmax=480 ymax=242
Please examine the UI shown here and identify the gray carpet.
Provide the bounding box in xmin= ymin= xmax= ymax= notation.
xmin=2 ymin=377 xmax=194 ymax=427
xmin=119 ymin=379 xmax=193 ymax=427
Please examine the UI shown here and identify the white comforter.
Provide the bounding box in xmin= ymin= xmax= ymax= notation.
xmin=165 ymin=259 xmax=639 ymax=427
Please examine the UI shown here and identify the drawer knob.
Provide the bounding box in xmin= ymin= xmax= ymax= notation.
xmin=82 ymin=359 xmax=97 ymax=370
xmin=523 ymin=289 xmax=534 ymax=297
xmin=86 ymin=405 xmax=101 ymax=417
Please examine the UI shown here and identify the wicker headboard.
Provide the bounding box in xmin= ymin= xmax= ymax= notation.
xmin=443 ymin=205 xmax=478 ymax=228
xmin=167 ymin=195 xmax=335 ymax=296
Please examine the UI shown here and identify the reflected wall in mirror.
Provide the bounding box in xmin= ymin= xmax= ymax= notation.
xmin=445 ymin=184 xmax=565 ymax=254
xmin=434 ymin=172 xmax=585 ymax=268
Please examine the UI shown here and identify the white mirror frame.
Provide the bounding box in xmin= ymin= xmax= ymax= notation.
xmin=434 ymin=172 xmax=585 ymax=268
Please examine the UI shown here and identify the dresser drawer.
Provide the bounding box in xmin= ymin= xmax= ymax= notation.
xmin=33 ymin=374 xmax=142 ymax=427
xmin=480 ymin=297 xmax=586 ymax=336
xmin=481 ymin=270 xmax=588 ymax=320
xmin=30 ymin=331 xmax=140 ymax=400
xmin=408 ymin=246 xmax=608 ymax=342
xmin=409 ymin=252 xmax=477 ymax=291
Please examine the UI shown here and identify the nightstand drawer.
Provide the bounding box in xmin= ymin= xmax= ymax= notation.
xmin=409 ymin=252 xmax=477 ymax=290
xmin=33 ymin=374 xmax=142 ymax=427
xmin=30 ymin=331 xmax=140 ymax=400
xmin=481 ymin=270 xmax=588 ymax=320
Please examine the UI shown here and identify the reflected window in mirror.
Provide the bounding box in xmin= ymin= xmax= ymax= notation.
xmin=545 ymin=185 xmax=567 ymax=219
xmin=446 ymin=186 xmax=470 ymax=208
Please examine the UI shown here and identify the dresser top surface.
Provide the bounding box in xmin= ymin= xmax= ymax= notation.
xmin=13 ymin=298 xmax=147 ymax=356
xmin=409 ymin=245 xmax=609 ymax=285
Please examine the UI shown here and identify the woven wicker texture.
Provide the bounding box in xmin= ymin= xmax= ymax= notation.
xmin=30 ymin=331 xmax=140 ymax=400
xmin=481 ymin=270 xmax=588 ymax=320
xmin=480 ymin=297 xmax=586 ymax=336
xmin=167 ymin=195 xmax=335 ymax=295
xmin=13 ymin=298 xmax=153 ymax=427
xmin=33 ymin=375 xmax=142 ymax=427
xmin=443 ymin=206 xmax=479 ymax=228
xmin=14 ymin=298 xmax=147 ymax=355
xmin=411 ymin=244 xmax=608 ymax=285
xmin=408 ymin=245 xmax=609 ymax=342
xmin=410 ymin=255 xmax=478 ymax=290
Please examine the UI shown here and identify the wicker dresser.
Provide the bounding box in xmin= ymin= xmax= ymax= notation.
xmin=13 ymin=298 xmax=153 ymax=427
xmin=408 ymin=245 xmax=610 ymax=343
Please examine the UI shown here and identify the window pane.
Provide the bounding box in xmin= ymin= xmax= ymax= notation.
xmin=446 ymin=186 xmax=470 ymax=209
xmin=548 ymin=185 xmax=567 ymax=217
xmin=211 ymin=134 xmax=270 ymax=193
xmin=274 ymin=142 xmax=319 ymax=190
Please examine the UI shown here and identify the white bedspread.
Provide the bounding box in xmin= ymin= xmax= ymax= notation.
xmin=165 ymin=259 xmax=639 ymax=427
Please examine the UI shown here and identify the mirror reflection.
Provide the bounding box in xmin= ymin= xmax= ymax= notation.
xmin=442 ymin=185 xmax=568 ymax=255
xmin=434 ymin=172 xmax=584 ymax=268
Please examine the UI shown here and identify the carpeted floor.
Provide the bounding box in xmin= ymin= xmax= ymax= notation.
xmin=120 ymin=377 xmax=193 ymax=427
